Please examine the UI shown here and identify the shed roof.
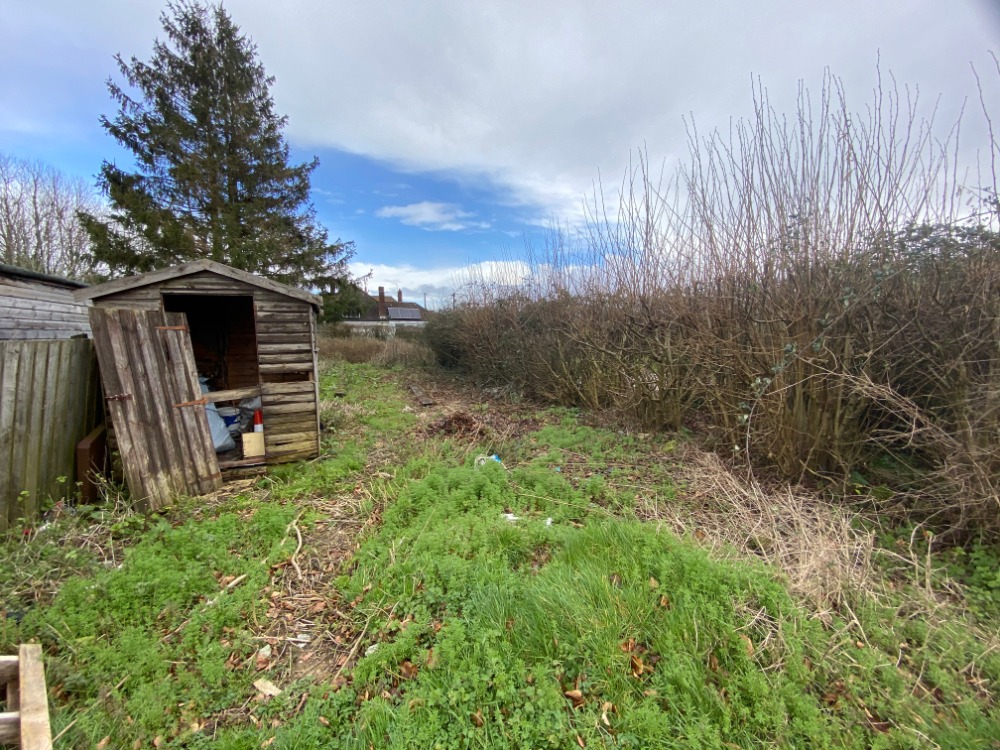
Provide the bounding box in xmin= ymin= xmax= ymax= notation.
xmin=0 ymin=263 xmax=88 ymax=289
xmin=74 ymin=259 xmax=321 ymax=308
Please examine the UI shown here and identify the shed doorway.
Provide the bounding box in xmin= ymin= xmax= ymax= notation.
xmin=162 ymin=294 xmax=260 ymax=391
xmin=162 ymin=293 xmax=265 ymax=468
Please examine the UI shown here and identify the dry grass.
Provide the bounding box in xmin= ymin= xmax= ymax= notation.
xmin=319 ymin=332 xmax=434 ymax=368
xmin=639 ymin=445 xmax=877 ymax=611
xmin=319 ymin=336 xmax=385 ymax=363
xmin=372 ymin=339 xmax=434 ymax=368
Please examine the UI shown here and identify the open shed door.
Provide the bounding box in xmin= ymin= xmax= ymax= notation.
xmin=89 ymin=307 xmax=221 ymax=510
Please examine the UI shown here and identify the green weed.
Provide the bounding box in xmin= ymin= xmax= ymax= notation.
xmin=5 ymin=503 xmax=297 ymax=747
xmin=331 ymin=460 xmax=1000 ymax=748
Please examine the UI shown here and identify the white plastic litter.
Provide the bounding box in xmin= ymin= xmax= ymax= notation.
xmin=475 ymin=454 xmax=508 ymax=469
xmin=503 ymin=513 xmax=520 ymax=523
xmin=545 ymin=518 xmax=553 ymax=526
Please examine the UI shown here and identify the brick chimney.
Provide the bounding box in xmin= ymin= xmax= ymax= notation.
xmin=397 ymin=289 xmax=403 ymax=303
xmin=377 ymin=286 xmax=387 ymax=319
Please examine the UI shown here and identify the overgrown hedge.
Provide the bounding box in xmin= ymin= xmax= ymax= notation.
xmin=427 ymin=72 xmax=1000 ymax=538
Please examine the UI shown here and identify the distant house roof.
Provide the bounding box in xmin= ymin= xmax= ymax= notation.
xmin=351 ymin=286 xmax=427 ymax=322
xmin=0 ymin=263 xmax=87 ymax=289
xmin=74 ymin=259 xmax=321 ymax=307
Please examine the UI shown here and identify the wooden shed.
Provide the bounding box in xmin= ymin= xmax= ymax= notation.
xmin=74 ymin=260 xmax=321 ymax=505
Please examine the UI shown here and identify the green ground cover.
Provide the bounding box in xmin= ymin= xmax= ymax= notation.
xmin=2 ymin=361 xmax=998 ymax=748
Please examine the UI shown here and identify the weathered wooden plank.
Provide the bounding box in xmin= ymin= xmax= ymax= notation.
xmin=254 ymin=309 xmax=311 ymax=322
xmin=0 ymin=711 xmax=19 ymax=745
xmin=0 ymin=297 xmax=88 ymax=316
xmin=254 ymin=322 xmax=312 ymax=334
xmin=18 ymin=643 xmax=52 ymax=750
xmin=134 ymin=310 xmax=191 ymax=501
xmin=266 ymin=438 xmax=318 ymax=455
xmin=265 ymin=410 xmax=317 ymax=426
xmin=0 ymin=330 xmax=75 ymax=341
xmin=21 ymin=345 xmax=49 ymax=519
xmin=0 ymin=310 xmax=92 ymax=324
xmin=261 ymin=402 xmax=315 ymax=415
xmin=88 ymin=296 xmax=157 ymax=310
xmin=5 ymin=670 xmax=17 ymax=710
xmin=255 ymin=333 xmax=312 ymax=345
xmin=33 ymin=342 xmax=61 ymax=507
xmin=256 ymin=342 xmax=314 ymax=354
xmin=265 ymin=451 xmax=314 ymax=465
xmin=58 ymin=341 xmax=89 ymax=500
xmin=203 ymin=386 xmax=262 ymax=403
xmin=0 ymin=654 xmax=17 ymax=683
xmin=159 ymin=313 xmax=221 ymax=496
xmin=258 ymin=352 xmax=314 ymax=365
xmin=167 ymin=310 xmax=222 ymax=493
xmin=260 ymin=392 xmax=316 ymax=405
xmin=159 ymin=279 xmax=253 ymax=293
xmin=253 ymin=300 xmax=310 ymax=313
xmin=117 ymin=309 xmax=172 ymax=505
xmin=265 ymin=431 xmax=318 ymax=448
xmin=262 ymin=381 xmax=316 ymax=396
xmin=7 ymin=344 xmax=35 ymax=524
xmin=0 ymin=281 xmax=85 ymax=304
xmin=91 ymin=308 xmax=155 ymax=506
xmin=259 ymin=362 xmax=313 ymax=375
xmin=0 ymin=343 xmax=21 ymax=531
xmin=308 ymin=311 xmax=321 ymax=457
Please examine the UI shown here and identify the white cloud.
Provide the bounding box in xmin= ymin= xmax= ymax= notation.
xmin=374 ymin=201 xmax=490 ymax=231
xmin=249 ymin=0 xmax=997 ymax=223
xmin=349 ymin=259 xmax=532 ymax=307
xmin=3 ymin=1 xmax=998 ymax=226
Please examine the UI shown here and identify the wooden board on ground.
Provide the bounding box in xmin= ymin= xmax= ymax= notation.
xmin=410 ymin=384 xmax=435 ymax=407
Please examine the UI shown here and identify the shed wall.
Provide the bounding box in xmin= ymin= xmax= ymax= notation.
xmin=0 ymin=275 xmax=90 ymax=340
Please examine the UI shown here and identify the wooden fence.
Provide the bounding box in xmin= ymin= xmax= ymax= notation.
xmin=0 ymin=339 xmax=102 ymax=532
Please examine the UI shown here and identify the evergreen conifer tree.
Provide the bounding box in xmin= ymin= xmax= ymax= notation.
xmin=79 ymin=1 xmax=352 ymax=286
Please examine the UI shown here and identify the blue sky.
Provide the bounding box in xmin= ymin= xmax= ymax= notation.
xmin=3 ymin=1 xmax=999 ymax=305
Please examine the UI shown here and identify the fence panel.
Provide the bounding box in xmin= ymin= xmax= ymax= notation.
xmin=0 ymin=339 xmax=101 ymax=532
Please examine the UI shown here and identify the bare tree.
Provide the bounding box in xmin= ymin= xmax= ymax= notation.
xmin=0 ymin=153 xmax=102 ymax=279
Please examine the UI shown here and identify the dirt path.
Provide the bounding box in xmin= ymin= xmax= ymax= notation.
xmin=242 ymin=367 xmax=545 ymax=694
